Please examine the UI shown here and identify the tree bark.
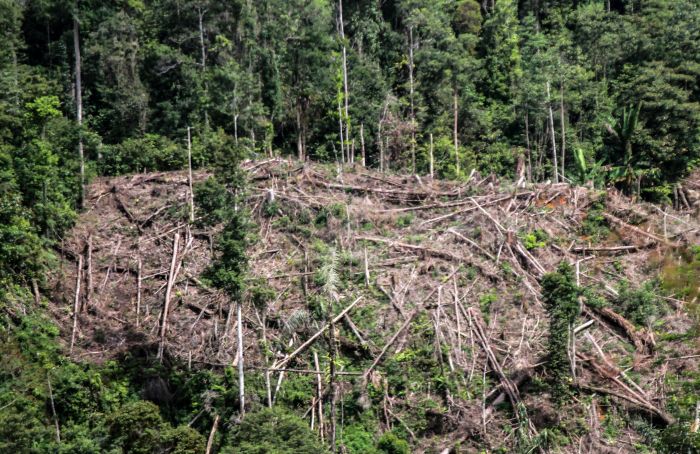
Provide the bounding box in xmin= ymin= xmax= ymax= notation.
xmin=560 ymin=83 xmax=566 ymax=180
xmin=187 ymin=127 xmax=195 ymax=223
xmin=237 ymin=300 xmax=245 ymax=414
xmin=408 ymin=26 xmax=416 ymax=173
xmin=525 ymin=112 xmax=532 ymax=181
xmin=73 ymin=16 xmax=85 ymax=208
xmin=429 ymin=133 xmax=434 ymax=178
xmin=205 ymin=414 xmax=220 ymax=454
xmin=158 ymin=232 xmax=181 ymax=361
xmin=339 ymin=0 xmax=350 ymax=164
xmin=546 ymin=80 xmax=559 ymax=182
xmin=360 ymin=123 xmax=366 ymax=167
xmin=454 ymin=89 xmax=459 ymax=174
xmin=70 ymin=254 xmax=83 ymax=354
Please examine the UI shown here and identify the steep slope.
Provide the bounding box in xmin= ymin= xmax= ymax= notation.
xmin=51 ymin=159 xmax=700 ymax=452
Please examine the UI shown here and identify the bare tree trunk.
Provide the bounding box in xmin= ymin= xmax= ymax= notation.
xmin=378 ymin=121 xmax=384 ymax=173
xmin=546 ymin=81 xmax=559 ymax=182
xmin=296 ymin=105 xmax=304 ymax=161
xmin=339 ymin=0 xmax=350 ymax=163
xmin=525 ymin=112 xmax=532 ymax=181
xmin=408 ymin=26 xmax=416 ymax=174
xmin=158 ymin=232 xmax=180 ymax=361
xmin=237 ymin=301 xmax=245 ymax=414
xmin=338 ymin=98 xmax=345 ymax=164
xmin=47 ymin=374 xmax=61 ymax=444
xmin=70 ymin=254 xmax=83 ymax=354
xmin=314 ymin=351 xmax=324 ymax=441
xmin=197 ymin=6 xmax=209 ymax=126
xmin=429 ymin=133 xmax=434 ymax=178
xmin=329 ymin=322 xmax=338 ymax=452
xmin=360 ymin=123 xmax=366 ymax=167
xmin=560 ymin=83 xmax=566 ymax=180
xmin=205 ymin=414 xmax=220 ymax=454
xmin=453 ymin=89 xmax=459 ymax=174
xmin=85 ymin=234 xmax=92 ymax=310
xmin=73 ymin=17 xmax=85 ymax=209
xmin=187 ymin=127 xmax=195 ymax=223
xmin=136 ymin=254 xmax=142 ymax=327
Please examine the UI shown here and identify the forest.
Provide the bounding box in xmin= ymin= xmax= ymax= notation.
xmin=1 ymin=0 xmax=700 ymax=452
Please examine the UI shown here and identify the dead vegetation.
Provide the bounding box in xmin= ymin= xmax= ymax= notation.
xmin=51 ymin=159 xmax=700 ymax=452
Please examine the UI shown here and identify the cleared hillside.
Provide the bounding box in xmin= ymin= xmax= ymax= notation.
xmin=51 ymin=159 xmax=700 ymax=453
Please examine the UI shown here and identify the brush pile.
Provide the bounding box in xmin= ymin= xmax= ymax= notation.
xmin=52 ymin=158 xmax=700 ymax=453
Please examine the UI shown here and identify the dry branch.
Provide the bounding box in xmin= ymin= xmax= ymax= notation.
xmin=272 ymin=297 xmax=362 ymax=370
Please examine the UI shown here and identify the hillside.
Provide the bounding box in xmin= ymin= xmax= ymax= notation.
xmin=50 ymin=159 xmax=700 ymax=453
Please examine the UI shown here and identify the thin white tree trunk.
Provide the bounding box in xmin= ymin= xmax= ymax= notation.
xmin=408 ymin=26 xmax=416 ymax=174
xmin=205 ymin=414 xmax=220 ymax=454
xmin=454 ymin=90 xmax=459 ymax=174
xmin=237 ymin=301 xmax=245 ymax=414
xmin=560 ymin=83 xmax=566 ymax=180
xmin=70 ymin=255 xmax=83 ymax=354
xmin=314 ymin=351 xmax=324 ymax=441
xmin=158 ymin=232 xmax=180 ymax=361
xmin=73 ymin=17 xmax=85 ymax=208
xmin=187 ymin=127 xmax=195 ymax=223
xmin=429 ymin=133 xmax=434 ymax=178
xmin=339 ymin=0 xmax=350 ymax=165
xmin=546 ymin=81 xmax=559 ymax=182
xmin=360 ymin=123 xmax=366 ymax=167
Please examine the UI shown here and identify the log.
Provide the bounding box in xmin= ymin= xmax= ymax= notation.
xmin=591 ymin=306 xmax=655 ymax=354
xmin=603 ymin=213 xmax=678 ymax=247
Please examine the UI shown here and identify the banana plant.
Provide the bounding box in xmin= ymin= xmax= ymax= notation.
xmin=573 ymin=147 xmax=606 ymax=187
xmin=605 ymin=102 xmax=643 ymax=194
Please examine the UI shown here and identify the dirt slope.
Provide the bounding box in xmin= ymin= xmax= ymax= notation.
xmin=51 ymin=159 xmax=700 ymax=452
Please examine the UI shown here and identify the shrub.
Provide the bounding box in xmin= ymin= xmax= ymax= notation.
xmin=377 ymin=432 xmax=410 ymax=454
xmin=224 ymin=407 xmax=328 ymax=453
xmin=614 ymin=280 xmax=664 ymax=326
xmin=541 ymin=262 xmax=579 ymax=402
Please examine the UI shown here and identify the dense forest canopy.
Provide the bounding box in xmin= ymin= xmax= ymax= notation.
xmin=2 ymin=0 xmax=700 ymax=452
xmin=2 ymin=0 xmax=700 ymax=200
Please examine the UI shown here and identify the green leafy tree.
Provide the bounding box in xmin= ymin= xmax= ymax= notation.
xmin=223 ymin=407 xmax=329 ymax=454
xmin=541 ymin=262 xmax=579 ymax=402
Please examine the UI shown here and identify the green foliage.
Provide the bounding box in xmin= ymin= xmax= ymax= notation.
xmin=541 ymin=262 xmax=579 ymax=402
xmin=657 ymin=423 xmax=700 ymax=454
xmin=520 ymin=228 xmax=547 ymax=250
xmin=614 ymin=280 xmax=665 ymax=327
xmin=224 ymin=407 xmax=329 ymax=453
xmin=341 ymin=424 xmax=380 ymax=454
xmin=377 ymin=432 xmax=410 ymax=454
xmin=395 ymin=214 xmax=414 ymax=228
xmin=99 ymin=134 xmax=185 ymax=175
xmin=581 ymin=196 xmax=609 ymax=239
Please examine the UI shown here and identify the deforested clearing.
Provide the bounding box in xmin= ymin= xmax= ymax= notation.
xmin=52 ymin=159 xmax=700 ymax=453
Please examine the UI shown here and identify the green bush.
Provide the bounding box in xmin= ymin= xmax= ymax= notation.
xmin=657 ymin=423 xmax=700 ymax=453
xmin=377 ymin=432 xmax=410 ymax=454
xmin=614 ymin=280 xmax=664 ymax=326
xmin=541 ymin=263 xmax=580 ymax=402
xmin=520 ymin=229 xmax=547 ymax=250
xmin=106 ymin=401 xmax=164 ymax=453
xmin=224 ymin=407 xmax=329 ymax=453
xmin=99 ymin=134 xmax=185 ymax=175
xmin=341 ymin=424 xmax=380 ymax=454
